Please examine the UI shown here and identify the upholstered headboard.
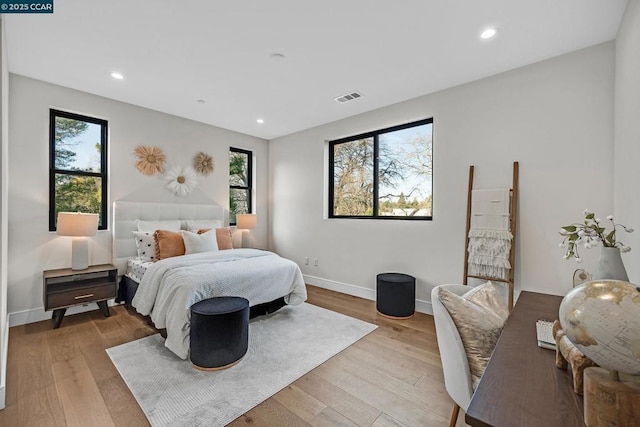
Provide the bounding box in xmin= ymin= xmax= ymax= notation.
xmin=112 ymin=201 xmax=225 ymax=275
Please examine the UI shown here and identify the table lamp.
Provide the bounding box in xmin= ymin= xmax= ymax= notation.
xmin=56 ymin=212 xmax=99 ymax=270
xmin=236 ymin=214 xmax=257 ymax=248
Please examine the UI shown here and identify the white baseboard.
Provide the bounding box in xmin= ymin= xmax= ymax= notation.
xmin=0 ymin=313 xmax=8 ymax=410
xmin=303 ymin=274 xmax=433 ymax=315
xmin=415 ymin=299 xmax=433 ymax=316
xmin=9 ymin=299 xmax=119 ymax=328
xmin=304 ymin=274 xmax=376 ymax=300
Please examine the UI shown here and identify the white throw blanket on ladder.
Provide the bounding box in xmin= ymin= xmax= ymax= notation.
xmin=468 ymin=188 xmax=512 ymax=280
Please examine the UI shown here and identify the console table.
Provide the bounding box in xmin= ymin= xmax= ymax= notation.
xmin=465 ymin=291 xmax=584 ymax=426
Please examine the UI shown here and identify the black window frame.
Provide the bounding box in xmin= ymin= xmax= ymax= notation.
xmin=328 ymin=118 xmax=433 ymax=220
xmin=229 ymin=147 xmax=253 ymax=226
xmin=49 ymin=109 xmax=108 ymax=231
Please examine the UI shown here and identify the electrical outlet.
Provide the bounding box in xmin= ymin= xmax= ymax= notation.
xmin=313 ymin=258 xmax=318 ymax=267
xmin=304 ymin=257 xmax=309 ymax=265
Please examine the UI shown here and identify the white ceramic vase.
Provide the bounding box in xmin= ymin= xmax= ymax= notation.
xmin=593 ymin=247 xmax=629 ymax=281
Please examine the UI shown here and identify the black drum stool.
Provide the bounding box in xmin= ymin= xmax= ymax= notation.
xmin=190 ymin=296 xmax=249 ymax=371
xmin=376 ymin=273 xmax=416 ymax=319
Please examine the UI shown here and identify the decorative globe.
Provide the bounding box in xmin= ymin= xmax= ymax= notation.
xmin=559 ymin=280 xmax=640 ymax=375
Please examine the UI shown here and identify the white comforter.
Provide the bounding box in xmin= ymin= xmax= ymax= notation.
xmin=131 ymin=249 xmax=307 ymax=359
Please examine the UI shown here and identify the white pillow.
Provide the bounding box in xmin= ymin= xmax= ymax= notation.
xmin=132 ymin=231 xmax=156 ymax=261
xmin=181 ymin=229 xmax=219 ymax=254
xmin=136 ymin=219 xmax=181 ymax=232
xmin=185 ymin=220 xmax=223 ymax=232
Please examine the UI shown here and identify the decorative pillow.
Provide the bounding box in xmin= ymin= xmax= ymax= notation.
xmin=137 ymin=219 xmax=181 ymax=232
xmin=181 ymin=229 xmax=218 ymax=254
xmin=438 ymin=281 xmax=508 ymax=389
xmin=132 ymin=231 xmax=156 ymax=261
xmin=185 ymin=220 xmax=223 ymax=232
xmin=154 ymin=229 xmax=185 ymax=261
xmin=461 ymin=281 xmax=510 ymax=321
xmin=197 ymin=228 xmax=233 ymax=250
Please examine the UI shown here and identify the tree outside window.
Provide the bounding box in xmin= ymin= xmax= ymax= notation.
xmin=329 ymin=118 xmax=433 ymax=219
xmin=229 ymin=148 xmax=252 ymax=225
xmin=49 ymin=110 xmax=108 ymax=231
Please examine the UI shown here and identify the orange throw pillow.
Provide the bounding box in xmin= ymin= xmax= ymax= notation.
xmin=154 ymin=229 xmax=185 ymax=261
xmin=198 ymin=228 xmax=233 ymax=250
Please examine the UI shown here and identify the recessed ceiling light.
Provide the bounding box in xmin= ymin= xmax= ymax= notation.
xmin=111 ymin=72 xmax=124 ymax=80
xmin=256 ymin=118 xmax=264 ymax=124
xmin=480 ymin=28 xmax=497 ymax=39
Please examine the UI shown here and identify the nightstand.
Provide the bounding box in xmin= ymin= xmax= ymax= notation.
xmin=43 ymin=263 xmax=117 ymax=328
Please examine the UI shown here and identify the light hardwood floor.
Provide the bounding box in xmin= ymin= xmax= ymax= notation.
xmin=0 ymin=285 xmax=469 ymax=426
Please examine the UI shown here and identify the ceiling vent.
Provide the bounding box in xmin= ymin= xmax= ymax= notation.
xmin=334 ymin=91 xmax=364 ymax=104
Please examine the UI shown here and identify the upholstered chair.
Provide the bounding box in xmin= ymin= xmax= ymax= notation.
xmin=433 ymin=281 xmax=509 ymax=426
xmin=431 ymin=284 xmax=475 ymax=427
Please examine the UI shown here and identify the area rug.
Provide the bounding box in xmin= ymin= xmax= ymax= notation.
xmin=107 ymin=303 xmax=377 ymax=427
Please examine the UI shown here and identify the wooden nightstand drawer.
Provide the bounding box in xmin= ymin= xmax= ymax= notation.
xmin=47 ymin=283 xmax=116 ymax=309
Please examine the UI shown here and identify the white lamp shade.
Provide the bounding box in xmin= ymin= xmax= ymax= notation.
xmin=56 ymin=212 xmax=99 ymax=236
xmin=236 ymin=214 xmax=257 ymax=230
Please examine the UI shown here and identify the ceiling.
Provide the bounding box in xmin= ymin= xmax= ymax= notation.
xmin=5 ymin=0 xmax=628 ymax=140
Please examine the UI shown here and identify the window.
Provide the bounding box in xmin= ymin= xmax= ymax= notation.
xmin=49 ymin=110 xmax=108 ymax=231
xmin=229 ymin=147 xmax=253 ymax=225
xmin=329 ymin=118 xmax=433 ymax=219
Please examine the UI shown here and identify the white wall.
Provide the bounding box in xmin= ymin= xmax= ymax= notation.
xmin=269 ymin=42 xmax=615 ymax=306
xmin=0 ymin=16 xmax=9 ymax=411
xmin=7 ymin=75 xmax=268 ymax=319
xmin=614 ymin=0 xmax=640 ymax=285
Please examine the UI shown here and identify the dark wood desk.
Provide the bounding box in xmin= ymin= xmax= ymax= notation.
xmin=465 ymin=291 xmax=584 ymax=427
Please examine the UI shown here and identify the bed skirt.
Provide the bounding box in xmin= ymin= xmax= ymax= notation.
xmin=116 ymin=275 xmax=287 ymax=318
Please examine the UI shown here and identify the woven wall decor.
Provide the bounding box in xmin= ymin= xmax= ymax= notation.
xmin=134 ymin=145 xmax=166 ymax=176
xmin=165 ymin=166 xmax=198 ymax=197
xmin=193 ymin=152 xmax=214 ymax=176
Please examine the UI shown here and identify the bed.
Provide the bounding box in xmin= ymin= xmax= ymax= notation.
xmin=112 ymin=201 xmax=307 ymax=359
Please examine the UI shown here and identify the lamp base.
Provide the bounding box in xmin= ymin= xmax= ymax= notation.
xmin=240 ymin=230 xmax=253 ymax=249
xmin=71 ymin=237 xmax=89 ymax=270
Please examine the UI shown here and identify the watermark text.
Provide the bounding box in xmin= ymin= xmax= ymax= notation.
xmin=0 ymin=1 xmax=53 ymax=13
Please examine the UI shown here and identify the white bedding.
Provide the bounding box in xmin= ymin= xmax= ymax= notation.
xmin=131 ymin=248 xmax=307 ymax=359
xmin=125 ymin=258 xmax=153 ymax=283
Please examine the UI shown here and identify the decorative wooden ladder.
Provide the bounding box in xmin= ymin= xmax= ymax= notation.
xmin=462 ymin=161 xmax=519 ymax=311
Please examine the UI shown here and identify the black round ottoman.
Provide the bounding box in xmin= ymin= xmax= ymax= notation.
xmin=376 ymin=273 xmax=416 ymax=319
xmin=190 ymin=296 xmax=249 ymax=371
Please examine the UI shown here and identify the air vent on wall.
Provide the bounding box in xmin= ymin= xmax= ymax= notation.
xmin=334 ymin=91 xmax=364 ymax=104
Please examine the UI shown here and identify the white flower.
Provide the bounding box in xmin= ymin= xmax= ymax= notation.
xmin=560 ymin=210 xmax=633 ymax=261
xmin=165 ymin=166 xmax=198 ymax=197
xmin=558 ymin=242 xmax=565 ymax=248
